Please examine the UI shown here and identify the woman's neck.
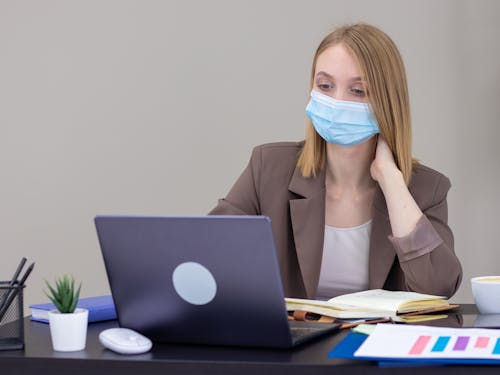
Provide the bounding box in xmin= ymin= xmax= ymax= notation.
xmin=325 ymin=137 xmax=377 ymax=191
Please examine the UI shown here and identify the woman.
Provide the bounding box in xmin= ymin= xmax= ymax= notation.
xmin=210 ymin=23 xmax=462 ymax=299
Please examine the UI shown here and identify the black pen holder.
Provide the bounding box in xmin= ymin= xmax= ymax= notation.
xmin=0 ymin=281 xmax=24 ymax=350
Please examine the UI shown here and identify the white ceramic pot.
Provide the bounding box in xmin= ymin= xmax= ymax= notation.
xmin=48 ymin=308 xmax=89 ymax=351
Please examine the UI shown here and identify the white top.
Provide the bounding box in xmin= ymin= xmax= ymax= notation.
xmin=316 ymin=220 xmax=372 ymax=299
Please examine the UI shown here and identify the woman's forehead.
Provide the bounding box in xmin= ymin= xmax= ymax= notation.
xmin=315 ymin=44 xmax=363 ymax=80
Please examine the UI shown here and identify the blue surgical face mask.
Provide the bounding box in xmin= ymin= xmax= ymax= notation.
xmin=305 ymin=90 xmax=379 ymax=146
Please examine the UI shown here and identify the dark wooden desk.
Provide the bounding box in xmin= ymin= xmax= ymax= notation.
xmin=1 ymin=305 xmax=499 ymax=374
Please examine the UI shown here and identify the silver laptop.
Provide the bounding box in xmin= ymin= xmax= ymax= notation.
xmin=94 ymin=215 xmax=339 ymax=348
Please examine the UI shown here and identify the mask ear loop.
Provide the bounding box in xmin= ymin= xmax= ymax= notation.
xmin=372 ymin=134 xmax=380 ymax=161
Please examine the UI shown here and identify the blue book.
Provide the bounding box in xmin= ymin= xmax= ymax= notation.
xmin=29 ymin=295 xmax=117 ymax=324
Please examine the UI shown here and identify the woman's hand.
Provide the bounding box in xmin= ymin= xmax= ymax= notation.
xmin=370 ymin=136 xmax=401 ymax=187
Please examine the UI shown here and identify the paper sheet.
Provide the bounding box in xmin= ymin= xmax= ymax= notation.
xmin=355 ymin=324 xmax=500 ymax=360
xmin=352 ymin=324 xmax=377 ymax=335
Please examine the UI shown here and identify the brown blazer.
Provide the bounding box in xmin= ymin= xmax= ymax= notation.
xmin=209 ymin=142 xmax=462 ymax=299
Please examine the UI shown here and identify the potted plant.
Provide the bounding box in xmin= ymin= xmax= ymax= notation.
xmin=45 ymin=274 xmax=88 ymax=351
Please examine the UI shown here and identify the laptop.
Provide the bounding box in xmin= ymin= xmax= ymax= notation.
xmin=94 ymin=215 xmax=340 ymax=348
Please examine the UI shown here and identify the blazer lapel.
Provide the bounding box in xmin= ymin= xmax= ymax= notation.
xmin=288 ymin=167 xmax=326 ymax=299
xmin=369 ymin=186 xmax=396 ymax=288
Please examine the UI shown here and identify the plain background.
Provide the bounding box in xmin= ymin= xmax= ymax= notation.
xmin=1 ymin=0 xmax=499 ymax=314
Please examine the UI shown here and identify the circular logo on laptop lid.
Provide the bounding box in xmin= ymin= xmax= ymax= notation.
xmin=172 ymin=262 xmax=217 ymax=305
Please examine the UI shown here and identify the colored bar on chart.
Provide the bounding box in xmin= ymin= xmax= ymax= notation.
xmin=431 ymin=336 xmax=451 ymax=352
xmin=475 ymin=337 xmax=490 ymax=349
xmin=409 ymin=335 xmax=431 ymax=355
xmin=493 ymin=338 xmax=500 ymax=355
xmin=453 ymin=336 xmax=470 ymax=351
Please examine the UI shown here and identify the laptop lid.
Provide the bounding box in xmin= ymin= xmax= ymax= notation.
xmin=95 ymin=215 xmax=303 ymax=348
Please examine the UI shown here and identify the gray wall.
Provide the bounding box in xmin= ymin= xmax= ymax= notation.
xmin=1 ymin=0 xmax=499 ymax=312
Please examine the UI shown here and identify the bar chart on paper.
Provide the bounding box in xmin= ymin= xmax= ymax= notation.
xmin=355 ymin=324 xmax=500 ymax=360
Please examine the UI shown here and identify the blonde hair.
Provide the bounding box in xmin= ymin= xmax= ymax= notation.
xmin=297 ymin=23 xmax=417 ymax=185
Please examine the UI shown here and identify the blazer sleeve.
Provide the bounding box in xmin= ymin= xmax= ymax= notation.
xmin=208 ymin=146 xmax=262 ymax=215
xmin=388 ymin=175 xmax=462 ymax=298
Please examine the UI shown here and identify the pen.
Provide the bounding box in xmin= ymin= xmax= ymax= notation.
xmin=339 ymin=317 xmax=393 ymax=330
xmin=0 ymin=257 xmax=27 ymax=312
xmin=11 ymin=257 xmax=27 ymax=285
xmin=17 ymin=262 xmax=35 ymax=287
xmin=0 ymin=262 xmax=35 ymax=322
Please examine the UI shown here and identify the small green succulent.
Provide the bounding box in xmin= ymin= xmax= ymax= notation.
xmin=45 ymin=274 xmax=82 ymax=313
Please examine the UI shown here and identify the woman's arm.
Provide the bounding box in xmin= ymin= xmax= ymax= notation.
xmin=371 ymin=137 xmax=462 ymax=297
xmin=371 ymin=137 xmax=423 ymax=237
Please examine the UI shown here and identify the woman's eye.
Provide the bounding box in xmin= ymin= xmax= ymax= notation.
xmin=318 ymin=83 xmax=333 ymax=91
xmin=350 ymin=88 xmax=366 ymax=97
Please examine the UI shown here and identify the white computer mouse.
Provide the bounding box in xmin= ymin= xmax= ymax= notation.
xmin=99 ymin=328 xmax=153 ymax=355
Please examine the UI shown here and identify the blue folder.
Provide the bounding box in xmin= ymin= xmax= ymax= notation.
xmin=329 ymin=332 xmax=500 ymax=367
xmin=29 ymin=295 xmax=117 ymax=324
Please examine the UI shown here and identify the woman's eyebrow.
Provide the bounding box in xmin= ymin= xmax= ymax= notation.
xmin=316 ymin=71 xmax=363 ymax=83
xmin=316 ymin=71 xmax=334 ymax=79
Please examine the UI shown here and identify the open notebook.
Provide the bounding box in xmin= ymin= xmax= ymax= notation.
xmin=286 ymin=289 xmax=458 ymax=319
